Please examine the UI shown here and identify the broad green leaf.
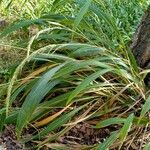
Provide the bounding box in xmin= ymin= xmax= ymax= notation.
xmin=74 ymin=0 xmax=91 ymax=28
xmin=67 ymin=68 xmax=113 ymax=103
xmin=97 ymin=131 xmax=119 ymax=150
xmin=55 ymin=60 xmax=111 ymax=79
xmin=71 ymin=46 xmax=105 ymax=57
xmin=35 ymin=53 xmax=74 ymax=62
xmin=95 ymin=117 xmax=126 ymax=128
xmin=139 ymin=96 xmax=150 ymax=123
xmin=16 ymin=64 xmax=64 ymax=138
xmin=119 ymin=114 xmax=134 ymax=148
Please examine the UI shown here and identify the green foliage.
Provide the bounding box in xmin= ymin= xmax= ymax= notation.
xmin=139 ymin=95 xmax=150 ymax=123
xmin=144 ymin=143 xmax=150 ymax=150
xmin=16 ymin=64 xmax=64 ymax=137
xmin=97 ymin=131 xmax=119 ymax=150
xmin=118 ymin=114 xmax=134 ymax=149
xmin=0 ymin=0 xmax=149 ymax=149
xmin=95 ymin=117 xmax=126 ymax=128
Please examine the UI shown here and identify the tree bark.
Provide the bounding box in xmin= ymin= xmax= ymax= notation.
xmin=131 ymin=6 xmax=150 ymax=69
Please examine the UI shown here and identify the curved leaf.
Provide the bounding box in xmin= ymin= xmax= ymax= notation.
xmin=95 ymin=117 xmax=126 ymax=128
xmin=67 ymin=68 xmax=113 ymax=103
xmin=16 ymin=64 xmax=64 ymax=138
xmin=29 ymin=104 xmax=87 ymax=140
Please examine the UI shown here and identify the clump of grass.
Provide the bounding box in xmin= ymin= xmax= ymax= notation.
xmin=0 ymin=0 xmax=150 ymax=149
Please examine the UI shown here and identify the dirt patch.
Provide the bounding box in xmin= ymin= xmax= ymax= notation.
xmin=0 ymin=125 xmax=24 ymax=150
xmin=60 ymin=123 xmax=116 ymax=145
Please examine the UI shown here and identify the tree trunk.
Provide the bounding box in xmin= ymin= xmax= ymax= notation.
xmin=131 ymin=6 xmax=150 ymax=86
xmin=131 ymin=6 xmax=150 ymax=69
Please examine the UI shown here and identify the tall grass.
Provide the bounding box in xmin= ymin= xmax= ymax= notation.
xmin=0 ymin=0 xmax=150 ymax=149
